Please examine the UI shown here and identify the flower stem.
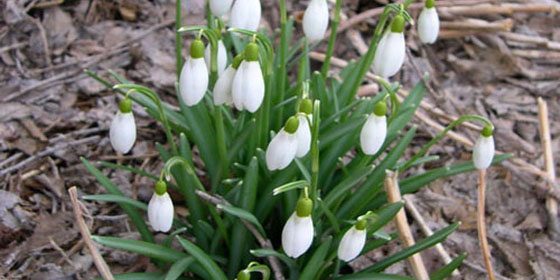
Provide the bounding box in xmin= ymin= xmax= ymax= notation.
xmin=320 ymin=0 xmax=342 ymax=80
xmin=310 ymin=100 xmax=321 ymax=204
xmin=275 ymin=0 xmax=289 ymax=129
xmin=214 ymin=107 xmax=229 ymax=181
xmin=399 ymin=115 xmax=493 ymax=171
xmin=477 ymin=169 xmax=496 ymax=280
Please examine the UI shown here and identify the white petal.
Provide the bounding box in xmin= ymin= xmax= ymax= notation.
xmin=295 ymin=115 xmax=312 ymax=158
xmin=148 ymin=192 xmax=174 ymax=232
xmin=473 ymin=135 xmax=494 ymax=169
xmin=337 ymin=226 xmax=367 ymax=262
xmin=180 ymin=57 xmax=209 ymax=106
xmin=281 ymin=212 xmax=314 ymax=258
xmin=266 ymin=129 xmax=298 ymax=170
xmin=209 ymin=0 xmax=233 ymax=17
xmin=360 ymin=114 xmax=387 ymax=155
xmin=214 ymin=66 xmax=236 ymax=106
xmin=204 ymin=40 xmax=228 ymax=76
xmin=232 ymin=61 xmax=246 ymax=110
xmin=110 ymin=111 xmax=136 ymax=154
xmin=372 ymin=32 xmax=406 ymax=78
xmin=230 ymin=0 xmax=261 ymax=32
xmin=303 ymin=0 xmax=329 ymax=42
xmin=417 ymin=7 xmax=439 ymax=44
xmin=242 ymin=61 xmax=265 ymax=113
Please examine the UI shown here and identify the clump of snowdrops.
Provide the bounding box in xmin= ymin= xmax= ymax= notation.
xmin=83 ymin=0 xmax=509 ymax=279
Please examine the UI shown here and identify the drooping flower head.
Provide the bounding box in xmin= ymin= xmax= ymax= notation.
xmin=303 ymin=0 xmax=329 ymax=42
xmin=473 ymin=125 xmax=495 ymax=169
xmin=204 ymin=39 xmax=228 ymax=76
xmin=282 ymin=195 xmax=314 ymax=258
xmin=147 ymin=180 xmax=174 ymax=232
xmin=338 ymin=218 xmax=367 ymax=262
xmin=266 ymin=116 xmax=299 ymax=170
xmin=417 ymin=0 xmax=440 ymax=44
xmin=295 ymin=98 xmax=313 ymax=158
xmin=232 ymin=42 xmax=265 ymax=112
xmin=231 ymin=0 xmax=262 ymax=32
xmin=110 ymin=97 xmax=136 ymax=154
xmin=214 ymin=54 xmax=244 ymax=106
xmin=373 ymin=14 xmax=406 ymax=78
xmin=360 ymin=100 xmax=387 ymax=155
xmin=180 ymin=39 xmax=209 ymax=106
xmin=209 ymin=0 xmax=233 ymax=17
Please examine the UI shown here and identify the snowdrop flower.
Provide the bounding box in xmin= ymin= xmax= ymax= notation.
xmin=338 ymin=219 xmax=367 ymax=262
xmin=232 ymin=42 xmax=264 ymax=112
xmin=209 ymin=0 xmax=233 ymax=17
xmin=295 ymin=99 xmax=313 ymax=158
xmin=373 ymin=15 xmax=406 ymax=78
xmin=282 ymin=196 xmax=314 ymax=258
xmin=147 ymin=180 xmax=174 ymax=232
xmin=110 ymin=97 xmax=136 ymax=154
xmin=230 ymin=0 xmax=261 ymax=32
xmin=180 ymin=39 xmax=209 ymax=106
xmin=417 ymin=0 xmax=440 ymax=44
xmin=266 ymin=117 xmax=299 ymax=170
xmin=473 ymin=125 xmax=495 ymax=169
xmin=360 ymin=101 xmax=387 ymax=155
xmin=302 ymin=0 xmax=329 ymax=42
xmin=204 ymin=39 xmax=228 ymax=76
xmin=214 ymin=54 xmax=243 ymax=106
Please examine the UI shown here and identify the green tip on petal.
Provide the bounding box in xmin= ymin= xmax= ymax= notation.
xmin=155 ymin=180 xmax=167 ymax=196
xmin=425 ymin=0 xmax=435 ymax=8
xmin=482 ymin=125 xmax=493 ymax=137
xmin=284 ymin=116 xmax=300 ymax=134
xmin=190 ymin=39 xmax=205 ymax=59
xmin=296 ymin=197 xmax=313 ymax=217
xmin=232 ymin=54 xmax=245 ymax=69
xmin=391 ymin=15 xmax=405 ymax=33
xmin=373 ymin=101 xmax=387 ymax=117
xmin=237 ymin=271 xmax=250 ymax=280
xmin=119 ymin=98 xmax=132 ymax=113
xmin=355 ymin=219 xmax=367 ymax=231
xmin=245 ymin=42 xmax=259 ymax=62
xmin=299 ymin=99 xmax=313 ymax=114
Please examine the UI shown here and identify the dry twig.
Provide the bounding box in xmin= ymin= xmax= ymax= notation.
xmin=537 ymin=98 xmax=559 ymax=240
xmin=477 ymin=169 xmax=495 ymax=280
xmin=384 ymin=171 xmax=429 ymax=280
xmin=403 ymin=195 xmax=460 ymax=277
xmin=194 ymin=190 xmax=285 ymax=280
xmin=69 ymin=186 xmax=115 ymax=280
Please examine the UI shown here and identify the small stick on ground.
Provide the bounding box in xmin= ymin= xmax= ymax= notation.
xmin=69 ymin=186 xmax=115 ymax=280
xmin=403 ymin=195 xmax=460 ymax=277
xmin=537 ymin=97 xmax=559 ymax=240
xmin=384 ymin=171 xmax=429 ymax=280
xmin=477 ymin=169 xmax=495 ymax=280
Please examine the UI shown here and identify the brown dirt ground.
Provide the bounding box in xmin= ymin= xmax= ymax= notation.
xmin=1 ymin=0 xmax=559 ymax=279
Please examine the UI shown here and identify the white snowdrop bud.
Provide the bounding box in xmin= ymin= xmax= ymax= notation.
xmin=360 ymin=101 xmax=387 ymax=155
xmin=204 ymin=40 xmax=228 ymax=76
xmin=209 ymin=0 xmax=233 ymax=17
xmin=337 ymin=219 xmax=367 ymax=262
xmin=417 ymin=0 xmax=439 ymax=44
xmin=295 ymin=99 xmax=313 ymax=158
xmin=214 ymin=54 xmax=244 ymax=106
xmin=282 ymin=197 xmax=314 ymax=258
xmin=110 ymin=98 xmax=136 ymax=154
xmin=230 ymin=0 xmax=261 ymax=32
xmin=473 ymin=126 xmax=495 ymax=169
xmin=373 ymin=15 xmax=406 ymax=78
xmin=266 ymin=117 xmax=299 ymax=171
xmin=180 ymin=39 xmax=209 ymax=106
xmin=303 ymin=0 xmax=329 ymax=42
xmin=232 ymin=43 xmax=264 ymax=112
xmin=147 ymin=181 xmax=174 ymax=232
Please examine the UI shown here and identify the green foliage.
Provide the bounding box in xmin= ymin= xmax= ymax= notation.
xmin=81 ymin=1 xmax=511 ymax=279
